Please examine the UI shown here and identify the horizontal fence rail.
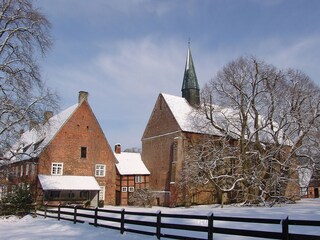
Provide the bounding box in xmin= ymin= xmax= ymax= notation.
xmin=34 ymin=204 xmax=320 ymax=240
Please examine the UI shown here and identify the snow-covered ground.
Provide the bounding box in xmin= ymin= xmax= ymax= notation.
xmin=1 ymin=198 xmax=319 ymax=240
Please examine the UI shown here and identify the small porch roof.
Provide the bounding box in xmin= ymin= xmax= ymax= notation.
xmin=38 ymin=175 xmax=100 ymax=191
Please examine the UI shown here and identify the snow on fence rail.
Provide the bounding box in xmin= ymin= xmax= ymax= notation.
xmin=34 ymin=204 xmax=320 ymax=240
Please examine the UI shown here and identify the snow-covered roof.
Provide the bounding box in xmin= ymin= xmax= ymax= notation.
xmin=38 ymin=175 xmax=100 ymax=191
xmin=115 ymin=152 xmax=150 ymax=175
xmin=7 ymin=104 xmax=79 ymax=162
xmin=161 ymin=93 xmax=291 ymax=145
xmin=161 ymin=93 xmax=221 ymax=135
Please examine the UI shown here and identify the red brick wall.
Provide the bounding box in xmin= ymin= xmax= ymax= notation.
xmin=37 ymin=101 xmax=116 ymax=205
xmin=143 ymin=94 xmax=181 ymax=139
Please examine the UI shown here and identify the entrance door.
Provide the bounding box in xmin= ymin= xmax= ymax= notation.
xmin=315 ymin=188 xmax=319 ymax=198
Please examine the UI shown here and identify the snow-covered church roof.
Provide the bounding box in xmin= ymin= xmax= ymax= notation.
xmin=7 ymin=104 xmax=79 ymax=162
xmin=161 ymin=93 xmax=291 ymax=145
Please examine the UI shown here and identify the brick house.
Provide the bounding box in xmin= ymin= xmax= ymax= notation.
xmin=1 ymin=91 xmax=117 ymax=207
xmin=114 ymin=144 xmax=150 ymax=205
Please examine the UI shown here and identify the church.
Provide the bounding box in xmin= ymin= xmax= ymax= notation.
xmin=141 ymin=46 xmax=216 ymax=207
xmin=141 ymin=45 xmax=300 ymax=207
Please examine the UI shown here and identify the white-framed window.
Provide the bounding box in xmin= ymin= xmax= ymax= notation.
xmin=121 ymin=187 xmax=127 ymax=192
xmin=99 ymin=186 xmax=105 ymax=201
xmin=128 ymin=187 xmax=135 ymax=192
xmin=51 ymin=163 xmax=63 ymax=175
xmin=20 ymin=165 xmax=23 ymax=177
xmin=135 ymin=175 xmax=142 ymax=183
xmin=95 ymin=164 xmax=106 ymax=177
xmin=15 ymin=166 xmax=19 ymax=176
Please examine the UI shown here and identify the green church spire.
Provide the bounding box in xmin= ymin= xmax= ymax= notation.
xmin=181 ymin=43 xmax=200 ymax=107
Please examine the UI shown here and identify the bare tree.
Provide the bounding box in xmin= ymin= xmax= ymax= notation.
xmin=0 ymin=0 xmax=57 ymax=161
xmin=187 ymin=56 xmax=320 ymax=205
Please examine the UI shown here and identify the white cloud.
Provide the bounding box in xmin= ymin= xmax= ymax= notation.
xmin=256 ymin=35 xmax=320 ymax=82
xmin=43 ymin=37 xmax=192 ymax=148
xmin=37 ymin=0 xmax=176 ymax=23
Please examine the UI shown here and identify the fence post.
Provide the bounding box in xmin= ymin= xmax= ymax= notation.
xmin=44 ymin=203 xmax=47 ymax=219
xmin=94 ymin=207 xmax=98 ymax=227
xmin=207 ymin=212 xmax=214 ymax=240
xmin=156 ymin=210 xmax=161 ymax=239
xmin=120 ymin=208 xmax=125 ymax=234
xmin=73 ymin=205 xmax=77 ymax=224
xmin=282 ymin=216 xmax=289 ymax=240
xmin=33 ymin=204 xmax=37 ymax=218
xmin=58 ymin=204 xmax=61 ymax=221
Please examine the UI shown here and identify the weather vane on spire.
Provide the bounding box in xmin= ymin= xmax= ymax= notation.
xmin=188 ymin=37 xmax=191 ymax=47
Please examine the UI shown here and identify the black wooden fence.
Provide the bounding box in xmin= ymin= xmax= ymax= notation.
xmin=35 ymin=204 xmax=320 ymax=240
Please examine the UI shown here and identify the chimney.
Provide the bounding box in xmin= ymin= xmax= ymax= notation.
xmin=44 ymin=111 xmax=53 ymax=124
xmin=78 ymin=91 xmax=89 ymax=103
xmin=115 ymin=144 xmax=121 ymax=154
xmin=19 ymin=129 xmax=25 ymax=136
xmin=29 ymin=120 xmax=37 ymax=131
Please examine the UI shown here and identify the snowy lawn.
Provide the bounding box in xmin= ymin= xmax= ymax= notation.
xmin=0 ymin=198 xmax=319 ymax=240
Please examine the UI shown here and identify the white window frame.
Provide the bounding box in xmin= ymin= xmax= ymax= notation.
xmin=99 ymin=186 xmax=105 ymax=201
xmin=51 ymin=163 xmax=63 ymax=175
xmin=135 ymin=175 xmax=142 ymax=183
xmin=121 ymin=187 xmax=127 ymax=192
xmin=128 ymin=186 xmax=135 ymax=192
xmin=95 ymin=164 xmax=106 ymax=177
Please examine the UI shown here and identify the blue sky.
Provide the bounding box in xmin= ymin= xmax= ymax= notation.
xmin=36 ymin=0 xmax=320 ymax=149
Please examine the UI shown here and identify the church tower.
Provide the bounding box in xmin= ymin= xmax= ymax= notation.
xmin=181 ymin=44 xmax=200 ymax=107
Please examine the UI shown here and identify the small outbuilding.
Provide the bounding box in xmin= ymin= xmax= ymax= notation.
xmin=114 ymin=144 xmax=150 ymax=205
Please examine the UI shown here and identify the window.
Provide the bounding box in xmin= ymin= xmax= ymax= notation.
xmin=25 ymin=164 xmax=29 ymax=176
xmin=80 ymin=191 xmax=89 ymax=199
xmin=95 ymin=164 xmax=106 ymax=177
xmin=230 ymin=158 xmax=236 ymax=174
xmin=15 ymin=166 xmax=19 ymax=177
xmin=33 ymin=139 xmax=44 ymax=151
xmin=135 ymin=176 xmax=142 ymax=183
xmin=81 ymin=147 xmax=87 ymax=158
xmin=31 ymin=164 xmax=35 ymax=175
xmin=51 ymin=163 xmax=63 ymax=175
xmin=121 ymin=187 xmax=127 ymax=192
xmin=128 ymin=187 xmax=135 ymax=192
xmin=49 ymin=191 xmax=60 ymax=199
xmin=23 ymin=144 xmax=31 ymax=153
xmin=99 ymin=186 xmax=105 ymax=200
xmin=68 ymin=191 xmax=75 ymax=198
xmin=20 ymin=165 xmax=23 ymax=177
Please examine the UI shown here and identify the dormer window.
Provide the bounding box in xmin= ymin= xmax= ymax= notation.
xmin=34 ymin=139 xmax=44 ymax=151
xmin=23 ymin=144 xmax=31 ymax=153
